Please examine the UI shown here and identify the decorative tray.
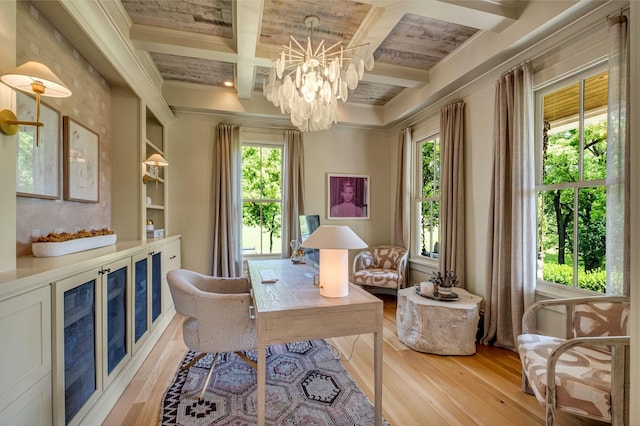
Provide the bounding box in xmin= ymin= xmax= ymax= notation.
xmin=414 ymin=285 xmax=459 ymax=302
xmin=32 ymin=234 xmax=117 ymax=258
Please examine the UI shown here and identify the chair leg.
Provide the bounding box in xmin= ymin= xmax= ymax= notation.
xmin=182 ymin=352 xmax=207 ymax=371
xmin=521 ymin=371 xmax=534 ymax=395
xmin=199 ymin=353 xmax=220 ymax=400
xmin=235 ymin=351 xmax=257 ymax=369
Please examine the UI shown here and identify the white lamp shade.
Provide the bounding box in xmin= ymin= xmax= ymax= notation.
xmin=1 ymin=61 xmax=72 ymax=97
xmin=300 ymin=225 xmax=367 ymax=250
xmin=144 ymin=153 xmax=169 ymax=166
xmin=301 ymin=226 xmax=367 ymax=298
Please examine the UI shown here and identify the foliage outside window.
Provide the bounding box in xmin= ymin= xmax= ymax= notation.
xmin=536 ymin=69 xmax=608 ymax=293
xmin=415 ymin=135 xmax=440 ymax=260
xmin=241 ymin=144 xmax=282 ymax=255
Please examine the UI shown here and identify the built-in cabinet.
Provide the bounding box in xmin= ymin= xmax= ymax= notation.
xmin=111 ymin=88 xmax=169 ymax=241
xmin=0 ymin=236 xmax=181 ymax=426
xmin=144 ymin=110 xmax=167 ymax=233
xmin=0 ymin=286 xmax=52 ymax=426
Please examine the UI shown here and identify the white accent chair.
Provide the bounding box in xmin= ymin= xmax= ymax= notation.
xmin=167 ymin=269 xmax=257 ymax=399
xmin=517 ymin=296 xmax=630 ymax=425
xmin=352 ymin=245 xmax=409 ymax=295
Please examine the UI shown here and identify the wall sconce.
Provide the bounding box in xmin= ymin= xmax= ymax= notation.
xmin=301 ymin=225 xmax=367 ymax=297
xmin=143 ymin=153 xmax=169 ymax=184
xmin=0 ymin=61 xmax=72 ymax=146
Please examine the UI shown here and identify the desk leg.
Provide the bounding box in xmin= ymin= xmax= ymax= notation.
xmin=374 ymin=315 xmax=383 ymax=425
xmin=257 ymin=320 xmax=266 ymax=426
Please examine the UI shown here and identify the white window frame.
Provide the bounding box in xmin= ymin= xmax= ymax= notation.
xmin=534 ymin=63 xmax=609 ymax=295
xmin=241 ymin=141 xmax=284 ymax=258
xmin=411 ymin=133 xmax=440 ymax=264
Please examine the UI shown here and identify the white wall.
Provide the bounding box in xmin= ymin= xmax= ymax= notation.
xmin=168 ymin=114 xmax=395 ymax=274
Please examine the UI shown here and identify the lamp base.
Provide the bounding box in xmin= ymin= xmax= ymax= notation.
xmin=318 ymin=249 xmax=349 ymax=297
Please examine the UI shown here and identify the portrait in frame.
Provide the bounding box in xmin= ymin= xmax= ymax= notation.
xmin=327 ymin=173 xmax=370 ymax=220
xmin=63 ymin=116 xmax=100 ymax=203
xmin=16 ymin=92 xmax=61 ymax=199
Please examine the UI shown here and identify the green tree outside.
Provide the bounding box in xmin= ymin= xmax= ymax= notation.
xmin=241 ymin=145 xmax=282 ymax=254
xmin=539 ymin=120 xmax=607 ymax=292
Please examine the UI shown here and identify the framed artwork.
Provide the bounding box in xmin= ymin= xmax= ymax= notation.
xmin=327 ymin=173 xmax=369 ymax=220
xmin=63 ymin=116 xmax=100 ymax=203
xmin=16 ymin=92 xmax=61 ymax=199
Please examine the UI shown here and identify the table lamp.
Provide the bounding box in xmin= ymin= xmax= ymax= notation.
xmin=300 ymin=225 xmax=367 ymax=297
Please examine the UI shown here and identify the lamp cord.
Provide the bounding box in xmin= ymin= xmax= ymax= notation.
xmin=328 ymin=335 xmax=360 ymax=361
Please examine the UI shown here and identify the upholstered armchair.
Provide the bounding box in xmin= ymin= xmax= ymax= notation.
xmin=352 ymin=245 xmax=408 ymax=295
xmin=517 ymin=296 xmax=630 ymax=425
xmin=167 ymin=269 xmax=257 ymax=399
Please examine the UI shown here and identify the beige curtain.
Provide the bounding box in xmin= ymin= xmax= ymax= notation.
xmin=281 ymin=130 xmax=305 ymax=256
xmin=606 ymin=13 xmax=630 ymax=296
xmin=393 ymin=127 xmax=411 ymax=248
xmin=211 ymin=124 xmax=243 ymax=277
xmin=481 ymin=62 xmax=536 ymax=350
xmin=439 ymin=101 xmax=465 ymax=287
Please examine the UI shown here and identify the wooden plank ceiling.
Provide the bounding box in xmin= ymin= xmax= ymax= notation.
xmin=121 ymin=0 xmax=522 ymax=108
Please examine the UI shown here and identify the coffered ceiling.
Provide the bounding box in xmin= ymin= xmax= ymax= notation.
xmin=36 ymin=0 xmax=619 ymax=129
xmin=118 ymin=0 xmax=519 ymax=109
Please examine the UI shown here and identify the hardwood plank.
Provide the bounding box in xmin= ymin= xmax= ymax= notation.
xmin=103 ymin=294 xmax=607 ymax=426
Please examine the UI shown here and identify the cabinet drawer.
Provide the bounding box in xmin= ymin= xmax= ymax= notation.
xmin=0 ymin=287 xmax=51 ymax=413
xmin=163 ymin=239 xmax=181 ymax=273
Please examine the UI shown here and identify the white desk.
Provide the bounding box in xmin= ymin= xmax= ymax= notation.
xmin=248 ymin=259 xmax=383 ymax=426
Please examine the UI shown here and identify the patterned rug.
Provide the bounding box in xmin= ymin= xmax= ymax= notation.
xmin=160 ymin=339 xmax=387 ymax=425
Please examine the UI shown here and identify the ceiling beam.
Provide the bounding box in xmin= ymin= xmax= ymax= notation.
xmin=235 ymin=0 xmax=264 ymax=99
xmin=358 ymin=0 xmax=518 ymax=32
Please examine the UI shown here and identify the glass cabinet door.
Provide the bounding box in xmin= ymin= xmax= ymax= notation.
xmin=151 ymin=251 xmax=162 ymax=322
xmin=102 ymin=257 xmax=131 ymax=387
xmin=63 ymin=280 xmax=96 ymax=424
xmin=134 ymin=256 xmax=148 ymax=343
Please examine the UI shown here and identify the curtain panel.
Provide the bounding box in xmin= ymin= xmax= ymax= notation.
xmin=282 ymin=130 xmax=305 ymax=257
xmin=393 ymin=127 xmax=412 ymax=248
xmin=211 ymin=124 xmax=243 ymax=277
xmin=439 ymin=100 xmax=466 ymax=288
xmin=481 ymin=62 xmax=536 ymax=350
xmin=606 ymin=13 xmax=630 ymax=296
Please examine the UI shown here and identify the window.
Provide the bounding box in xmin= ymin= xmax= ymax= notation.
xmin=535 ymin=67 xmax=608 ymax=293
xmin=241 ymin=144 xmax=282 ymax=255
xmin=414 ymin=134 xmax=440 ymax=260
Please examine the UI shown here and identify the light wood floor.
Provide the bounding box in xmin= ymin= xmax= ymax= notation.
xmin=102 ymin=294 xmax=606 ymax=426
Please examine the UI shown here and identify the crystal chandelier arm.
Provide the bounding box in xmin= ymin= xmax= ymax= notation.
xmin=312 ymin=38 xmax=326 ymax=57
xmin=289 ymin=35 xmax=306 ymax=52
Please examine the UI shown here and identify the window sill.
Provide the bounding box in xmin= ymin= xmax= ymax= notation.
xmin=408 ymin=257 xmax=439 ymax=273
xmin=535 ymin=281 xmax=601 ymax=300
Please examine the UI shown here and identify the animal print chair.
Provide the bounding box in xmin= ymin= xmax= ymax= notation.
xmin=517 ymin=296 xmax=630 ymax=425
xmin=351 ymin=245 xmax=408 ymax=295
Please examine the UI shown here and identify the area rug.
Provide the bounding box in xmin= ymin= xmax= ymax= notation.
xmin=160 ymin=339 xmax=386 ymax=425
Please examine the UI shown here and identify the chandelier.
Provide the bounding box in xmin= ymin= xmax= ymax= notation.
xmin=263 ymin=15 xmax=374 ymax=132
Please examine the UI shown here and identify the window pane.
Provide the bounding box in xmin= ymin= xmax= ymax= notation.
xmin=242 ymin=146 xmax=261 ymax=199
xmin=422 ymin=140 xmax=438 ymax=198
xmin=261 ymin=147 xmax=282 ymax=199
xmin=583 ymin=71 xmax=608 ymax=182
xmin=419 ymin=201 xmax=440 ymax=258
xmin=242 ymin=144 xmax=283 ymax=256
xmin=537 ymin=189 xmax=574 ymax=287
xmin=543 ymin=82 xmax=580 ymax=185
xmin=242 ymin=201 xmax=281 ymax=255
xmin=577 ymin=186 xmax=606 ymax=293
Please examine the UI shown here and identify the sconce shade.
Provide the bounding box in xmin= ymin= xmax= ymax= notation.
xmin=144 ymin=154 xmax=169 ymax=166
xmin=1 ymin=61 xmax=71 ymax=97
xmin=300 ymin=225 xmax=367 ymax=250
xmin=301 ymin=226 xmax=367 ymax=298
